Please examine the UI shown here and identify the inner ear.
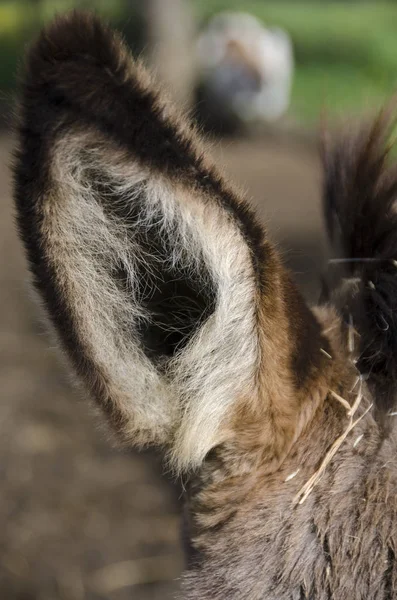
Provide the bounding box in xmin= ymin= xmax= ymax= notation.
xmin=90 ymin=168 xmax=217 ymax=365
xmin=135 ymin=262 xmax=216 ymax=363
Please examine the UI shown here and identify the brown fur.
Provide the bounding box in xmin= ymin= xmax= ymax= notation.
xmin=182 ymin=314 xmax=394 ymax=599
xmin=12 ymin=12 xmax=397 ymax=599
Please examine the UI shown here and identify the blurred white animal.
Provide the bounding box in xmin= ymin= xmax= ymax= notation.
xmin=196 ymin=12 xmax=294 ymax=124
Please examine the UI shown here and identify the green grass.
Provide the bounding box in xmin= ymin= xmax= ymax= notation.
xmin=1 ymin=1 xmax=397 ymax=126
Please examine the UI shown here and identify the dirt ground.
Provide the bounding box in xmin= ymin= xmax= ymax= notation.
xmin=0 ymin=132 xmax=325 ymax=600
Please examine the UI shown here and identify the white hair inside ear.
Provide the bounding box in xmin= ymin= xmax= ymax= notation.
xmin=47 ymin=133 xmax=260 ymax=471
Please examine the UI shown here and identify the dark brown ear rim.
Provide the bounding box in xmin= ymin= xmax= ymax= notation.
xmin=15 ymin=10 xmax=269 ymax=288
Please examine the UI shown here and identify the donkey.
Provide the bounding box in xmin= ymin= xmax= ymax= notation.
xmin=13 ymin=12 xmax=397 ymax=599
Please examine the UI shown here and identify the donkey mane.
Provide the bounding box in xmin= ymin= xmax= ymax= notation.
xmin=323 ymin=113 xmax=397 ymax=412
xmin=12 ymin=11 xmax=397 ymax=599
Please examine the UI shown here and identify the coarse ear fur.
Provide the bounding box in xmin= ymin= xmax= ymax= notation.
xmin=13 ymin=11 xmax=329 ymax=472
xmin=322 ymin=111 xmax=397 ymax=412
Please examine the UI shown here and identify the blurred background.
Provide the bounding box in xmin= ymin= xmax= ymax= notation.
xmin=0 ymin=1 xmax=396 ymax=599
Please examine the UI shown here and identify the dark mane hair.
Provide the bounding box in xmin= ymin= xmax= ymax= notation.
xmin=322 ymin=111 xmax=397 ymax=412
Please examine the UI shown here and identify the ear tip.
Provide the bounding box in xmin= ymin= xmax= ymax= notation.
xmin=22 ymin=10 xmax=126 ymax=85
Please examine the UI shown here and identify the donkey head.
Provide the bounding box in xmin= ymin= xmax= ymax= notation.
xmin=13 ymin=11 xmax=332 ymax=473
xmin=14 ymin=12 xmax=397 ymax=600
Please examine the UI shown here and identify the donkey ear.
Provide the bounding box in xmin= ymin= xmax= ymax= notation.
xmin=13 ymin=12 xmax=272 ymax=470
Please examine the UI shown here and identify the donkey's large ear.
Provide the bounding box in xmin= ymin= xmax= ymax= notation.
xmin=13 ymin=12 xmax=273 ymax=470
